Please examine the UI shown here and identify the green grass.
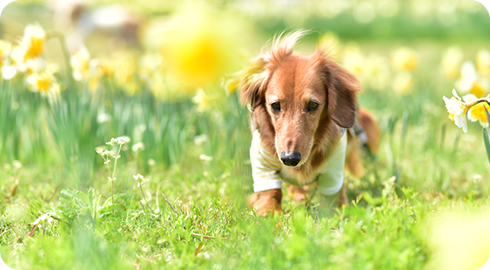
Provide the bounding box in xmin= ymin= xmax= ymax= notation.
xmin=2 ymin=3 xmax=490 ymax=269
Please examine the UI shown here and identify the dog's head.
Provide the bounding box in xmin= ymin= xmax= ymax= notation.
xmin=239 ymin=30 xmax=361 ymax=169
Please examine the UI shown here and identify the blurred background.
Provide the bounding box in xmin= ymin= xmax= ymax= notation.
xmin=1 ymin=0 xmax=490 ymax=200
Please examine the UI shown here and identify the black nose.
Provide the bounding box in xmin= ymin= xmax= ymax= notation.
xmin=280 ymin=152 xmax=301 ymax=166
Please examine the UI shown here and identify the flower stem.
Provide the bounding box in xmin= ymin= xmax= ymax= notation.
xmin=465 ymin=98 xmax=490 ymax=109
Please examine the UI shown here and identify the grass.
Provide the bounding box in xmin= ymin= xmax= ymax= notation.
xmin=2 ymin=3 xmax=490 ymax=270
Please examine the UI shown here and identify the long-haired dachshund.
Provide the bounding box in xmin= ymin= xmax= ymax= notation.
xmin=238 ymin=30 xmax=380 ymax=215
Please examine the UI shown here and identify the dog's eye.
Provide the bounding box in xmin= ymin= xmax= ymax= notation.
xmin=307 ymin=102 xmax=319 ymax=112
xmin=271 ymin=102 xmax=281 ymax=112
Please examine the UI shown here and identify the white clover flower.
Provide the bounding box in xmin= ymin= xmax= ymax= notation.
xmin=132 ymin=142 xmax=145 ymax=152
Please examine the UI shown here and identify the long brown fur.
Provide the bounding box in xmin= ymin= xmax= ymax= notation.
xmin=240 ymin=31 xmax=379 ymax=215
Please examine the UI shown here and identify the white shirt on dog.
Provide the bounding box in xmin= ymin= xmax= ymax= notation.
xmin=249 ymin=130 xmax=346 ymax=196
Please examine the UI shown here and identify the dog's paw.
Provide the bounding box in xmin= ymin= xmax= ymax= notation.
xmin=248 ymin=189 xmax=282 ymax=216
xmin=287 ymin=185 xmax=308 ymax=202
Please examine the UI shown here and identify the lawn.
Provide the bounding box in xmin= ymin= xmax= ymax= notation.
xmin=1 ymin=1 xmax=490 ymax=269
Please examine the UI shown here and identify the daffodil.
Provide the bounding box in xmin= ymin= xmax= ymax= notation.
xmin=476 ymin=48 xmax=490 ymax=77
xmin=341 ymin=44 xmax=364 ymax=77
xmin=392 ymin=71 xmax=413 ymax=94
xmin=441 ymin=46 xmax=463 ymax=79
xmin=455 ymin=61 xmax=489 ymax=97
xmin=443 ymin=89 xmax=468 ymax=133
xmin=463 ymin=94 xmax=490 ymax=127
xmin=390 ymin=48 xmax=418 ymax=71
xmin=0 ymin=40 xmax=10 ymax=67
xmin=363 ymin=54 xmax=391 ymax=90
xmin=26 ymin=70 xmax=61 ymax=103
xmin=19 ymin=24 xmax=46 ymax=61
xmin=318 ymin=32 xmax=341 ymax=60
xmin=192 ymin=88 xmax=212 ymax=112
xmin=70 ymin=45 xmax=91 ymax=81
xmin=161 ymin=8 xmax=242 ymax=90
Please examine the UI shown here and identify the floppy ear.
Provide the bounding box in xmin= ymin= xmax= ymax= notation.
xmin=238 ymin=56 xmax=270 ymax=109
xmin=324 ymin=59 xmax=361 ymax=128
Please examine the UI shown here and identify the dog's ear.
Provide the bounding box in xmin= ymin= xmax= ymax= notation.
xmin=238 ymin=56 xmax=270 ymax=110
xmin=323 ymin=58 xmax=361 ymax=128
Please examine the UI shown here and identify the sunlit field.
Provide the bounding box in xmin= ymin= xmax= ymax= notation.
xmin=2 ymin=1 xmax=490 ymax=269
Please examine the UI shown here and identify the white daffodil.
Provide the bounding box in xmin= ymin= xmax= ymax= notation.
xmin=443 ymin=89 xmax=468 ymax=133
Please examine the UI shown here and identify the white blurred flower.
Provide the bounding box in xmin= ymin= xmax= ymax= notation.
xmin=441 ymin=47 xmax=463 ymax=79
xmin=133 ymin=174 xmax=144 ymax=181
xmin=199 ymin=154 xmax=213 ymax=162
xmin=455 ymin=61 xmax=489 ymax=97
xmin=132 ymin=142 xmax=145 ymax=152
xmin=194 ymin=134 xmax=208 ymax=146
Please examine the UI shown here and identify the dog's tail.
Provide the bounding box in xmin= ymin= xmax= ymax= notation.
xmin=356 ymin=108 xmax=380 ymax=156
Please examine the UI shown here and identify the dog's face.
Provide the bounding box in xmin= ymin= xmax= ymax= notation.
xmin=239 ymin=31 xmax=361 ymax=169
xmin=265 ymin=55 xmax=327 ymax=168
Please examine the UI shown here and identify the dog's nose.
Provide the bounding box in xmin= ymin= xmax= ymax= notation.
xmin=280 ymin=152 xmax=301 ymax=166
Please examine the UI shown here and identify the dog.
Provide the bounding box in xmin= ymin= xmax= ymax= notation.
xmin=238 ymin=30 xmax=380 ymax=215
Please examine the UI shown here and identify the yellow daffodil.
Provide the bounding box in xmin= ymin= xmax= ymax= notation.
xmin=463 ymin=94 xmax=490 ymax=127
xmin=192 ymin=88 xmax=212 ymax=112
xmin=113 ymin=51 xmax=138 ymax=95
xmin=392 ymin=71 xmax=413 ymax=94
xmin=139 ymin=53 xmax=162 ymax=84
xmin=362 ymin=54 xmax=391 ymax=90
xmin=476 ymin=48 xmax=490 ymax=77
xmin=341 ymin=44 xmax=364 ymax=77
xmin=390 ymin=47 xmax=418 ymax=71
xmin=19 ymin=24 xmax=46 ymax=61
xmin=318 ymin=32 xmax=341 ymax=60
xmin=441 ymin=47 xmax=463 ymax=79
xmin=443 ymin=89 xmax=468 ymax=133
xmin=426 ymin=212 xmax=490 ymax=270
xmin=161 ymin=8 xmax=243 ymax=91
xmin=26 ymin=70 xmax=61 ymax=104
xmin=455 ymin=61 xmax=489 ymax=97
xmin=70 ymin=45 xmax=91 ymax=81
xmin=0 ymin=40 xmax=10 ymax=67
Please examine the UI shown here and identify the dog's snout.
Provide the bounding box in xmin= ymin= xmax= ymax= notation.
xmin=280 ymin=152 xmax=301 ymax=166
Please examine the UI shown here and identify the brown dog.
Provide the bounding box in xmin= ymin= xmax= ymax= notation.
xmin=239 ymin=31 xmax=379 ymax=215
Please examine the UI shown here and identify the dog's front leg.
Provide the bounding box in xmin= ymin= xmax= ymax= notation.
xmin=321 ymin=181 xmax=348 ymax=208
xmin=248 ymin=189 xmax=283 ymax=216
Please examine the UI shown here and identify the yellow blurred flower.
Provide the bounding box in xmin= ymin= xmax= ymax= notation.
xmin=443 ymin=89 xmax=468 ymax=133
xmin=139 ymin=53 xmax=163 ymax=84
xmin=426 ymin=211 xmax=490 ymax=270
xmin=161 ymin=8 xmax=243 ymax=91
xmin=463 ymin=94 xmax=490 ymax=127
xmin=455 ymin=61 xmax=489 ymax=97
xmin=0 ymin=40 xmax=10 ymax=67
xmin=112 ymin=51 xmax=138 ymax=95
xmin=318 ymin=32 xmax=341 ymax=60
xmin=441 ymin=46 xmax=463 ymax=79
xmin=341 ymin=44 xmax=364 ymax=77
xmin=362 ymin=54 xmax=391 ymax=90
xmin=70 ymin=45 xmax=91 ymax=81
xmin=392 ymin=71 xmax=413 ymax=94
xmin=19 ymin=24 xmax=46 ymax=61
xmin=390 ymin=47 xmax=418 ymax=72
xmin=192 ymin=88 xmax=212 ymax=112
xmin=476 ymin=48 xmax=490 ymax=77
xmin=26 ymin=70 xmax=61 ymax=103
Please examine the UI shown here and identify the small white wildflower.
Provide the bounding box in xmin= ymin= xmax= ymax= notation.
xmin=147 ymin=159 xmax=155 ymax=166
xmin=95 ymin=146 xmax=107 ymax=155
xmin=97 ymin=113 xmax=112 ymax=124
xmin=12 ymin=160 xmax=22 ymax=170
xmin=194 ymin=134 xmax=208 ymax=146
xmin=132 ymin=142 xmax=145 ymax=152
xmin=108 ymin=177 xmax=116 ymax=182
xmin=106 ymin=138 xmax=118 ymax=146
xmin=116 ymin=136 xmax=131 ymax=145
xmin=199 ymin=154 xmax=213 ymax=162
xmin=104 ymin=159 xmax=111 ymax=165
xmin=33 ymin=213 xmax=52 ymax=226
xmin=133 ymin=174 xmax=144 ymax=181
